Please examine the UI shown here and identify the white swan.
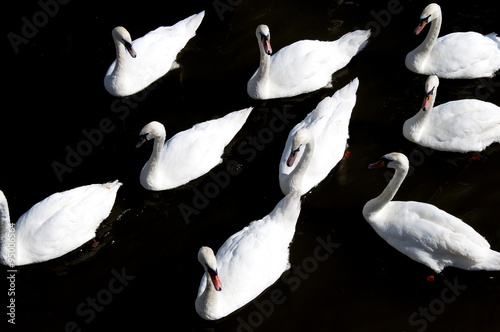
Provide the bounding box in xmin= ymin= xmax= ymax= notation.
xmin=195 ymin=193 xmax=301 ymax=320
xmin=247 ymin=24 xmax=370 ymax=99
xmin=0 ymin=181 xmax=122 ymax=267
xmin=279 ymin=78 xmax=359 ymax=195
xmin=403 ymin=75 xmax=500 ymax=152
xmin=136 ymin=107 xmax=253 ymax=191
xmin=363 ymin=152 xmax=500 ymax=273
xmin=405 ymin=3 xmax=500 ymax=78
xmin=104 ymin=11 xmax=205 ymax=97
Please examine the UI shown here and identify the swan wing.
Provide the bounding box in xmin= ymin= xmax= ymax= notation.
xmin=14 ymin=182 xmax=121 ymax=264
xmin=377 ymin=202 xmax=490 ymax=270
xmin=430 ymin=32 xmax=500 ymax=77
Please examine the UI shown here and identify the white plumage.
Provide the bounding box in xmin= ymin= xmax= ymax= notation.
xmin=279 ymin=78 xmax=358 ymax=195
xmin=0 ymin=181 xmax=122 ymax=266
xmin=136 ymin=107 xmax=253 ymax=191
xmin=247 ymin=24 xmax=370 ymax=99
xmin=195 ymin=193 xmax=301 ymax=320
xmin=403 ymin=75 xmax=500 ymax=152
xmin=363 ymin=153 xmax=500 ymax=273
xmin=104 ymin=11 xmax=205 ymax=97
xmin=405 ymin=3 xmax=500 ymax=78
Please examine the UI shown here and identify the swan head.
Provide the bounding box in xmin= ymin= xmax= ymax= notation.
xmin=256 ymin=25 xmax=272 ymax=55
xmin=368 ymin=152 xmax=409 ymax=172
xmin=414 ymin=3 xmax=441 ymax=35
xmin=136 ymin=121 xmax=166 ymax=148
xmin=286 ymin=129 xmax=312 ymax=167
xmin=422 ymin=75 xmax=439 ymax=111
xmin=111 ymin=26 xmax=137 ymax=58
xmin=198 ymin=247 xmax=222 ymax=291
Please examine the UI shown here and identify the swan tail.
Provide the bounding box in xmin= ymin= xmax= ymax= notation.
xmin=339 ymin=29 xmax=371 ymax=56
xmin=181 ymin=10 xmax=205 ymax=33
xmin=478 ymin=249 xmax=500 ymax=271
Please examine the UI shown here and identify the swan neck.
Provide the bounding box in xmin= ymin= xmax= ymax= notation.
xmin=255 ymin=45 xmax=271 ymax=85
xmin=113 ymin=39 xmax=127 ymax=72
xmin=289 ymin=139 xmax=315 ymax=193
xmin=420 ymin=16 xmax=441 ymax=55
xmin=146 ymin=134 xmax=166 ymax=174
xmin=371 ymin=165 xmax=408 ymax=213
xmin=196 ymin=272 xmax=219 ymax=319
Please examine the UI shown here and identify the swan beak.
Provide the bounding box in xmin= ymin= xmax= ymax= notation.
xmin=414 ymin=20 xmax=427 ymax=35
xmin=209 ymin=271 xmax=222 ymax=291
xmin=368 ymin=160 xmax=385 ymax=170
xmin=422 ymin=94 xmax=432 ymax=111
xmin=125 ymin=41 xmax=137 ymax=58
xmin=286 ymin=148 xmax=299 ymax=167
xmin=261 ymin=35 xmax=272 ymax=55
xmin=136 ymin=137 xmax=146 ymax=148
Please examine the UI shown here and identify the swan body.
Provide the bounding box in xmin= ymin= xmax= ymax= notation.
xmin=403 ymin=75 xmax=500 ymax=152
xmin=405 ymin=3 xmax=500 ymax=78
xmin=279 ymin=78 xmax=359 ymax=195
xmin=136 ymin=107 xmax=253 ymax=191
xmin=363 ymin=152 xmax=500 ymax=273
xmin=195 ymin=193 xmax=301 ymax=320
xmin=104 ymin=11 xmax=205 ymax=97
xmin=0 ymin=181 xmax=122 ymax=266
xmin=247 ymin=25 xmax=370 ymax=99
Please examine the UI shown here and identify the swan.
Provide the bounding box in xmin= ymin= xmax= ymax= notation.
xmin=247 ymin=24 xmax=370 ymax=99
xmin=279 ymin=78 xmax=359 ymax=195
xmin=403 ymin=75 xmax=500 ymax=152
xmin=136 ymin=107 xmax=253 ymax=191
xmin=104 ymin=11 xmax=205 ymax=97
xmin=0 ymin=181 xmax=122 ymax=267
xmin=363 ymin=152 xmax=500 ymax=273
xmin=195 ymin=193 xmax=301 ymax=320
xmin=405 ymin=3 xmax=500 ymax=78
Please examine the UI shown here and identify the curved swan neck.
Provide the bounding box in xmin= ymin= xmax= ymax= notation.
xmin=289 ymin=138 xmax=315 ymax=193
xmin=113 ymin=39 xmax=128 ymax=72
xmin=254 ymin=44 xmax=271 ymax=88
xmin=196 ymin=272 xmax=219 ymax=319
xmin=419 ymin=15 xmax=442 ymax=56
xmin=146 ymin=134 xmax=166 ymax=173
xmin=370 ymin=164 xmax=408 ymax=213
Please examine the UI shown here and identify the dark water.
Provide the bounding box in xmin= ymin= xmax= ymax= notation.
xmin=2 ymin=0 xmax=500 ymax=331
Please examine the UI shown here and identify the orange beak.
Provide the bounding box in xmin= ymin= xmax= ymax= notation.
xmin=414 ymin=20 xmax=427 ymax=35
xmin=209 ymin=271 xmax=222 ymax=291
xmin=422 ymin=92 xmax=432 ymax=111
xmin=261 ymin=36 xmax=272 ymax=55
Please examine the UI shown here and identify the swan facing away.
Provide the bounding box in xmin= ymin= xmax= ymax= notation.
xmin=247 ymin=25 xmax=370 ymax=100
xmin=195 ymin=193 xmax=301 ymax=320
xmin=363 ymin=153 xmax=500 ymax=273
xmin=136 ymin=107 xmax=253 ymax=191
xmin=104 ymin=11 xmax=205 ymax=97
xmin=279 ymin=78 xmax=359 ymax=196
xmin=405 ymin=3 xmax=500 ymax=78
xmin=0 ymin=181 xmax=122 ymax=267
xmin=403 ymin=75 xmax=500 ymax=152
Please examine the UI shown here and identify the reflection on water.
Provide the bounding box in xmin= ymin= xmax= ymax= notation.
xmin=2 ymin=0 xmax=500 ymax=331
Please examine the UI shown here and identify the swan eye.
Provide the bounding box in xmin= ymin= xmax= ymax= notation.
xmin=420 ymin=14 xmax=431 ymax=24
xmin=260 ymin=32 xmax=269 ymax=41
